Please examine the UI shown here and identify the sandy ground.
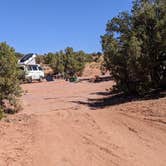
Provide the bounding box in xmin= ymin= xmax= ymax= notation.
xmin=0 ymin=79 xmax=166 ymax=166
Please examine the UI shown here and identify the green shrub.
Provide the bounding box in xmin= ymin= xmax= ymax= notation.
xmin=101 ymin=0 xmax=166 ymax=95
xmin=0 ymin=42 xmax=22 ymax=117
xmin=44 ymin=47 xmax=91 ymax=77
xmin=0 ymin=107 xmax=3 ymax=120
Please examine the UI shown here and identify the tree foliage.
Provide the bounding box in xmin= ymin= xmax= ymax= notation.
xmin=101 ymin=0 xmax=166 ymax=95
xmin=0 ymin=42 xmax=22 ymax=117
xmin=43 ymin=47 xmax=93 ymax=77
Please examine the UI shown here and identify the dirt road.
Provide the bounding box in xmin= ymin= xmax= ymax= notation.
xmin=0 ymin=80 xmax=166 ymax=166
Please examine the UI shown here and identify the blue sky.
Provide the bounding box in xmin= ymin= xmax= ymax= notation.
xmin=1 ymin=0 xmax=132 ymax=54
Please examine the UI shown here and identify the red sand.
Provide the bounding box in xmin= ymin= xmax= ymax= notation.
xmin=0 ymin=80 xmax=166 ymax=166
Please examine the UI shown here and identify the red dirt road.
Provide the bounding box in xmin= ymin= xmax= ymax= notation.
xmin=0 ymin=80 xmax=166 ymax=166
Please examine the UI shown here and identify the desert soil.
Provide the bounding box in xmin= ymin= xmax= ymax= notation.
xmin=0 ymin=79 xmax=166 ymax=166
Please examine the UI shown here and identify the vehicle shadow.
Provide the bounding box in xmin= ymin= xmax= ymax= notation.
xmin=71 ymin=89 xmax=166 ymax=110
xmin=79 ymin=75 xmax=113 ymax=83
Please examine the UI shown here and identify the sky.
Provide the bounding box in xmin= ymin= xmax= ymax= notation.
xmin=0 ymin=0 xmax=133 ymax=54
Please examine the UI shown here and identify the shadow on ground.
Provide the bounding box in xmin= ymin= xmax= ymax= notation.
xmin=79 ymin=75 xmax=113 ymax=83
xmin=71 ymin=89 xmax=166 ymax=110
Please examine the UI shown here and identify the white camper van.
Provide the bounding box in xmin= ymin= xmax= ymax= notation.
xmin=18 ymin=54 xmax=45 ymax=82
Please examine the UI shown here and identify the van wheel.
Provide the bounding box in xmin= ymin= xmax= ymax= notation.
xmin=27 ymin=77 xmax=32 ymax=83
xmin=38 ymin=77 xmax=43 ymax=82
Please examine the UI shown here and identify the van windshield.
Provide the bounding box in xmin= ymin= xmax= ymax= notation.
xmin=27 ymin=66 xmax=32 ymax=71
xmin=38 ymin=66 xmax=43 ymax=71
xmin=32 ymin=66 xmax=38 ymax=71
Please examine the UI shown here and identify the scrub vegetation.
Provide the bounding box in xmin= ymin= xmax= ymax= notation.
xmin=0 ymin=42 xmax=22 ymax=118
xmin=101 ymin=0 xmax=166 ymax=95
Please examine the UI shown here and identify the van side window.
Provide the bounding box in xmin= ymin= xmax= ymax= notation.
xmin=19 ymin=66 xmax=24 ymax=70
xmin=27 ymin=66 xmax=32 ymax=71
xmin=38 ymin=66 xmax=43 ymax=71
xmin=32 ymin=66 xmax=38 ymax=71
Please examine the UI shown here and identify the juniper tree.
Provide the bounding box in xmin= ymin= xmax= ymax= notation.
xmin=0 ymin=42 xmax=21 ymax=116
xmin=101 ymin=0 xmax=166 ymax=95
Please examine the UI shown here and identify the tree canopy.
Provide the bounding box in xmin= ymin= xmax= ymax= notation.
xmin=39 ymin=47 xmax=94 ymax=77
xmin=0 ymin=42 xmax=22 ymax=118
xmin=101 ymin=0 xmax=166 ymax=95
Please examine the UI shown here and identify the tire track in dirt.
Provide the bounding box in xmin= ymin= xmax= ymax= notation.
xmin=0 ymin=80 xmax=165 ymax=166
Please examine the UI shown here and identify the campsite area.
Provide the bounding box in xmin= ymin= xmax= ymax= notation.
xmin=0 ymin=78 xmax=166 ymax=166
xmin=0 ymin=0 xmax=166 ymax=165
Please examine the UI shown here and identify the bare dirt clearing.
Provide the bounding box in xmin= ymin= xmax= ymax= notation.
xmin=0 ymin=79 xmax=166 ymax=166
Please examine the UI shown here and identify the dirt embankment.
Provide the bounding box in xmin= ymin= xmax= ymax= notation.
xmin=0 ymin=80 xmax=166 ymax=166
xmin=82 ymin=62 xmax=102 ymax=77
